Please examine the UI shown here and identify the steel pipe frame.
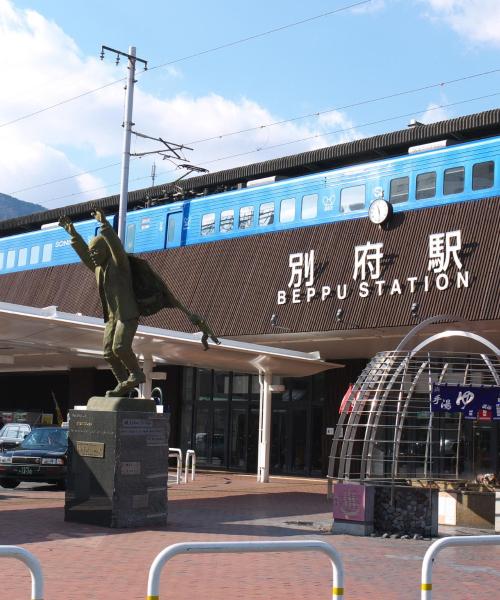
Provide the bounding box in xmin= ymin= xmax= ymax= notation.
xmin=421 ymin=535 xmax=500 ymax=599
xmin=0 ymin=545 xmax=44 ymax=600
xmin=147 ymin=540 xmax=345 ymax=600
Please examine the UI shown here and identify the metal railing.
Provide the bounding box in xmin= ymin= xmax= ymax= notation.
xmin=0 ymin=546 xmax=44 ymax=600
xmin=146 ymin=540 xmax=344 ymax=599
xmin=421 ymin=535 xmax=500 ymax=599
xmin=168 ymin=448 xmax=182 ymax=484
xmin=184 ymin=449 xmax=196 ymax=483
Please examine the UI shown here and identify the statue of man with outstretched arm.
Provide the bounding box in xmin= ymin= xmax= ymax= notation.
xmin=59 ymin=210 xmax=145 ymax=397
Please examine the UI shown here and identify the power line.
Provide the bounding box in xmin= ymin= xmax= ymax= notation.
xmin=147 ymin=1 xmax=370 ymax=72
xmin=37 ymin=90 xmax=500 ymax=209
xmin=0 ymin=1 xmax=368 ymax=131
xmin=7 ymin=162 xmax=121 ymax=196
xmin=0 ymin=78 xmax=125 ymax=129
xmin=8 ymin=66 xmax=500 ymax=199
xmin=186 ymin=67 xmax=500 ymax=145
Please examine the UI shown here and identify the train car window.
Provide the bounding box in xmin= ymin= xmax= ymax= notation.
xmin=0 ymin=252 xmax=4 ymax=270
xmin=279 ymin=198 xmax=295 ymax=223
xmin=472 ymin=161 xmax=494 ymax=190
xmin=340 ymin=185 xmax=365 ymax=212
xmin=220 ymin=209 xmax=234 ymax=233
xmin=125 ymin=223 xmax=135 ymax=252
xmin=201 ymin=213 xmax=215 ymax=236
xmin=6 ymin=250 xmax=15 ymax=269
xmin=42 ymin=243 xmax=52 ymax=263
xmin=18 ymin=248 xmax=27 ymax=267
xmin=259 ymin=202 xmax=275 ymax=226
xmin=443 ymin=166 xmax=465 ymax=195
xmin=239 ymin=206 xmax=254 ymax=229
xmin=30 ymin=246 xmax=40 ymax=265
xmin=416 ymin=172 xmax=436 ymax=200
xmin=302 ymin=194 xmax=318 ymax=220
xmin=389 ymin=176 xmax=409 ymax=203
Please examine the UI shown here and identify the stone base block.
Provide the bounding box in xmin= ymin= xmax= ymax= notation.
xmin=65 ymin=409 xmax=169 ymax=528
xmin=333 ymin=519 xmax=374 ymax=536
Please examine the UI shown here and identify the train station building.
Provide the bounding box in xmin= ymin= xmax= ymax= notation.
xmin=0 ymin=108 xmax=499 ymax=482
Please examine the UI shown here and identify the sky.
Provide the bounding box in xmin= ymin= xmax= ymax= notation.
xmin=1 ymin=0 xmax=500 ymax=211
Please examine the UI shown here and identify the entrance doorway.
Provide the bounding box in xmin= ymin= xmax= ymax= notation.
xmin=182 ymin=368 xmax=328 ymax=476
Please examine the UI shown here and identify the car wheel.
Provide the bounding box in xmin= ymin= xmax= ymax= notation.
xmin=0 ymin=478 xmax=20 ymax=489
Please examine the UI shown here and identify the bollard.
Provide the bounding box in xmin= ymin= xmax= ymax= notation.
xmin=147 ymin=539 xmax=344 ymax=599
xmin=0 ymin=545 xmax=44 ymax=600
xmin=421 ymin=535 xmax=500 ymax=599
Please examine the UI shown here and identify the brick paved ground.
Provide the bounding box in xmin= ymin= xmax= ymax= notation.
xmin=1 ymin=472 xmax=499 ymax=599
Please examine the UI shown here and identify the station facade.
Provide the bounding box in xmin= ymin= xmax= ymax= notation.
xmin=0 ymin=109 xmax=499 ymax=478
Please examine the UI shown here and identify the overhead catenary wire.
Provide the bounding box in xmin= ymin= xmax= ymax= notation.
xmin=36 ymin=90 xmax=500 ymax=209
xmin=6 ymin=66 xmax=500 ymax=200
xmin=0 ymin=1 xmax=369 ymax=131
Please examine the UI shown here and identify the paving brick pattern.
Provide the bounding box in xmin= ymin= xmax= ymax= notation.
xmin=1 ymin=473 xmax=499 ymax=599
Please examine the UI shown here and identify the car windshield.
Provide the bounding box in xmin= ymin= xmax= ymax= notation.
xmin=20 ymin=428 xmax=68 ymax=450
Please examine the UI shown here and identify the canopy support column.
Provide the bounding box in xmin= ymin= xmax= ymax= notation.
xmin=257 ymin=372 xmax=272 ymax=483
xmin=141 ymin=355 xmax=153 ymax=399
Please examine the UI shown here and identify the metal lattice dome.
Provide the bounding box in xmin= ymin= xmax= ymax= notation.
xmin=329 ymin=341 xmax=500 ymax=483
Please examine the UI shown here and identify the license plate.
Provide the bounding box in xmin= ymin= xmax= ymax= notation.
xmin=17 ymin=466 xmax=35 ymax=475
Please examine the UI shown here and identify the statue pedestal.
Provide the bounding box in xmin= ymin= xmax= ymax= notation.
xmin=65 ymin=401 xmax=169 ymax=528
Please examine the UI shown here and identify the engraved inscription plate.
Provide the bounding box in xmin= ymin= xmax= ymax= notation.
xmin=76 ymin=441 xmax=105 ymax=458
xmin=121 ymin=461 xmax=141 ymax=475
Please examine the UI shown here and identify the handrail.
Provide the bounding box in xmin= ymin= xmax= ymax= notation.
xmin=184 ymin=449 xmax=196 ymax=483
xmin=168 ymin=447 xmax=182 ymax=485
xmin=421 ymin=535 xmax=500 ymax=599
xmin=147 ymin=540 xmax=344 ymax=599
xmin=0 ymin=545 xmax=44 ymax=600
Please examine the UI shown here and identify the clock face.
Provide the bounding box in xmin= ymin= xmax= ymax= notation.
xmin=368 ymin=199 xmax=391 ymax=224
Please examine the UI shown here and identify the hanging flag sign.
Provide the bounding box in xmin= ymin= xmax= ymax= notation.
xmin=431 ymin=384 xmax=500 ymax=420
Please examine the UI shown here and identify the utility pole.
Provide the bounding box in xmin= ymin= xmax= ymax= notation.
xmin=100 ymin=45 xmax=148 ymax=242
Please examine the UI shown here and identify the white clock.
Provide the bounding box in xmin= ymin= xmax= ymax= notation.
xmin=368 ymin=199 xmax=392 ymax=225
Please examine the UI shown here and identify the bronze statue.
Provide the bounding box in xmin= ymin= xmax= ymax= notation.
xmin=59 ymin=210 xmax=219 ymax=397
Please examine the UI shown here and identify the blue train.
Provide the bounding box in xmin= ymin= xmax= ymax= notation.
xmin=0 ymin=133 xmax=499 ymax=275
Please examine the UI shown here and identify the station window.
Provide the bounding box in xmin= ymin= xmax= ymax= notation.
xmin=18 ymin=248 xmax=27 ymax=267
xmin=220 ymin=209 xmax=234 ymax=233
xmin=30 ymin=246 xmax=40 ymax=265
xmin=443 ymin=166 xmax=465 ymax=195
xmin=340 ymin=185 xmax=365 ymax=213
xmin=389 ymin=176 xmax=409 ymax=204
xmin=6 ymin=250 xmax=15 ymax=269
xmin=416 ymin=172 xmax=436 ymax=200
xmin=259 ymin=202 xmax=274 ymax=226
xmin=42 ymin=243 xmax=52 ymax=263
xmin=0 ymin=252 xmax=3 ymax=270
xmin=279 ymin=198 xmax=295 ymax=223
xmin=201 ymin=213 xmax=215 ymax=236
xmin=472 ymin=161 xmax=494 ymax=190
xmin=301 ymin=194 xmax=318 ymax=220
xmin=239 ymin=206 xmax=254 ymax=229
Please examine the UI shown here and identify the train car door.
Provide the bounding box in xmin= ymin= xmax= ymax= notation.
xmin=165 ymin=212 xmax=182 ymax=247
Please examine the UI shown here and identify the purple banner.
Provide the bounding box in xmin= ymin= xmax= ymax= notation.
xmin=431 ymin=384 xmax=500 ymax=420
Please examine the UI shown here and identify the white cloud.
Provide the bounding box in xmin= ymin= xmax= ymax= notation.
xmin=0 ymin=0 xmax=361 ymax=210
xmin=351 ymin=0 xmax=386 ymax=14
xmin=420 ymin=0 xmax=500 ymax=46
xmin=418 ymin=102 xmax=453 ymax=124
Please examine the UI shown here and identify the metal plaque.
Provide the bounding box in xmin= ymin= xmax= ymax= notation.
xmin=76 ymin=441 xmax=105 ymax=458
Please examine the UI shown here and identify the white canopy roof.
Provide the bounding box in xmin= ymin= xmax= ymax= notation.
xmin=0 ymin=302 xmax=341 ymax=377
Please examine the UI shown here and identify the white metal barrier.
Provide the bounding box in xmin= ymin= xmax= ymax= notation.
xmin=184 ymin=449 xmax=196 ymax=483
xmin=421 ymin=535 xmax=500 ymax=599
xmin=146 ymin=540 xmax=344 ymax=599
xmin=0 ymin=545 xmax=44 ymax=600
xmin=168 ymin=448 xmax=182 ymax=484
